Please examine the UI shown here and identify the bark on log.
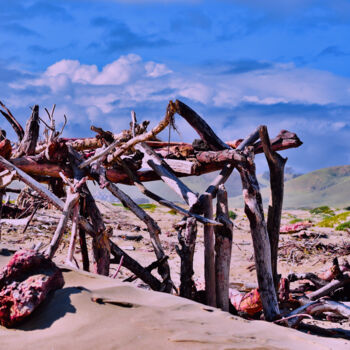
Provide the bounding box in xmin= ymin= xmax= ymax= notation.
xmin=176 ymin=217 xmax=198 ymax=299
xmin=214 ymin=185 xmax=233 ymax=312
xmin=260 ymin=125 xmax=287 ymax=289
xmin=236 ymin=148 xmax=280 ymax=321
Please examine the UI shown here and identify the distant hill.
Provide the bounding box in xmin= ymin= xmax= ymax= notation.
xmin=91 ymin=164 xmax=350 ymax=210
xmin=229 ymin=165 xmax=350 ymax=209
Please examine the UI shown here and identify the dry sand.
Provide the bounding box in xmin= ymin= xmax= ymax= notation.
xmin=1 ymin=202 xmax=350 ymax=349
xmin=0 ymin=253 xmax=349 ymax=350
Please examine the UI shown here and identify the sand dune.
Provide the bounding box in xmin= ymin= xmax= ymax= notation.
xmin=1 ymin=253 xmax=349 ymax=350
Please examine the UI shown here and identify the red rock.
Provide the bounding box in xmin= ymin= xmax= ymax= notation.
xmin=0 ymin=249 xmax=64 ymax=327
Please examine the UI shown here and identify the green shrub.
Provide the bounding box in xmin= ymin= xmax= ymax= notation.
xmin=336 ymin=221 xmax=350 ymax=231
xmin=167 ymin=209 xmax=177 ymax=215
xmin=317 ymin=211 xmax=350 ymax=228
xmin=139 ymin=203 xmax=157 ymax=212
xmin=289 ymin=218 xmax=303 ymax=224
xmin=344 ymin=206 xmax=350 ymax=211
xmin=310 ymin=206 xmax=335 ymax=216
xmin=228 ymin=210 xmax=237 ymax=220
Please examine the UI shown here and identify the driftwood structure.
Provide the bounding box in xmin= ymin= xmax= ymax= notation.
xmin=0 ymin=100 xmax=304 ymax=322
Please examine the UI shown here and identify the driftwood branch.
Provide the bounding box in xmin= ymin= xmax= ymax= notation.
xmin=45 ymin=187 xmax=79 ymax=259
xmin=0 ymin=101 xmax=24 ymax=141
xmin=176 ymin=217 xmax=198 ymax=299
xmin=105 ymin=180 xmax=173 ymax=292
xmin=203 ymin=193 xmax=216 ymax=307
xmin=136 ymin=142 xmax=198 ymax=207
xmin=214 ymin=185 xmax=233 ymax=312
xmin=15 ymin=105 xmax=40 ymax=157
xmin=260 ymin=125 xmax=287 ymax=288
xmin=236 ymin=148 xmax=280 ymax=321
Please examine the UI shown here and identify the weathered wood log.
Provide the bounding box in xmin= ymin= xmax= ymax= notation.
xmin=105 ymin=180 xmax=173 ymax=292
xmin=236 ymin=148 xmax=280 ymax=321
xmin=176 ymin=217 xmax=198 ymax=299
xmin=214 ymin=185 xmax=233 ymax=312
xmin=307 ymin=274 xmax=350 ymax=300
xmin=136 ymin=142 xmax=198 ymax=207
xmin=260 ymin=125 xmax=287 ymax=289
xmin=0 ymin=101 xmax=24 ymax=141
xmin=4 ymin=128 xmax=302 ymax=186
xmin=174 ymin=100 xmax=229 ymax=151
xmin=203 ymin=193 xmax=216 ymax=307
xmin=45 ymin=187 xmax=79 ymax=259
xmin=15 ymin=105 xmax=39 ymax=157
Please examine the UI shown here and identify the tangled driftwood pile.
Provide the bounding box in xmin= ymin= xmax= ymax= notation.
xmin=6 ymin=99 xmax=348 ymax=330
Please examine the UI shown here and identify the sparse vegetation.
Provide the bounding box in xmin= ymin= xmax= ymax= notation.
xmin=228 ymin=210 xmax=237 ymax=220
xmin=167 ymin=209 xmax=177 ymax=215
xmin=139 ymin=203 xmax=158 ymax=212
xmin=336 ymin=221 xmax=350 ymax=231
xmin=309 ymin=206 xmax=335 ymax=216
xmin=289 ymin=218 xmax=303 ymax=224
xmin=317 ymin=211 xmax=350 ymax=228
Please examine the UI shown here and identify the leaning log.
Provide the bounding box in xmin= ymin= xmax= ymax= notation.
xmin=260 ymin=125 xmax=287 ymax=289
xmin=236 ymin=148 xmax=280 ymax=321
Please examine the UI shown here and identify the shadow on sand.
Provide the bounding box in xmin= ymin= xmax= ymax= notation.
xmin=18 ymin=286 xmax=87 ymax=331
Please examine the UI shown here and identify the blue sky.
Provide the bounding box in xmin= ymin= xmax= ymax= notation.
xmin=1 ymin=0 xmax=350 ymax=173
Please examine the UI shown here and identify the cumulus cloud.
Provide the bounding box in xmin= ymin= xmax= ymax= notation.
xmin=3 ymin=53 xmax=350 ymax=172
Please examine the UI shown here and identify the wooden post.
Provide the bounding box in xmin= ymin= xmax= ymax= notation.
xmin=236 ymin=148 xmax=280 ymax=321
xmin=203 ymin=193 xmax=216 ymax=307
xmin=214 ymin=185 xmax=233 ymax=312
xmin=259 ymin=126 xmax=287 ymax=289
